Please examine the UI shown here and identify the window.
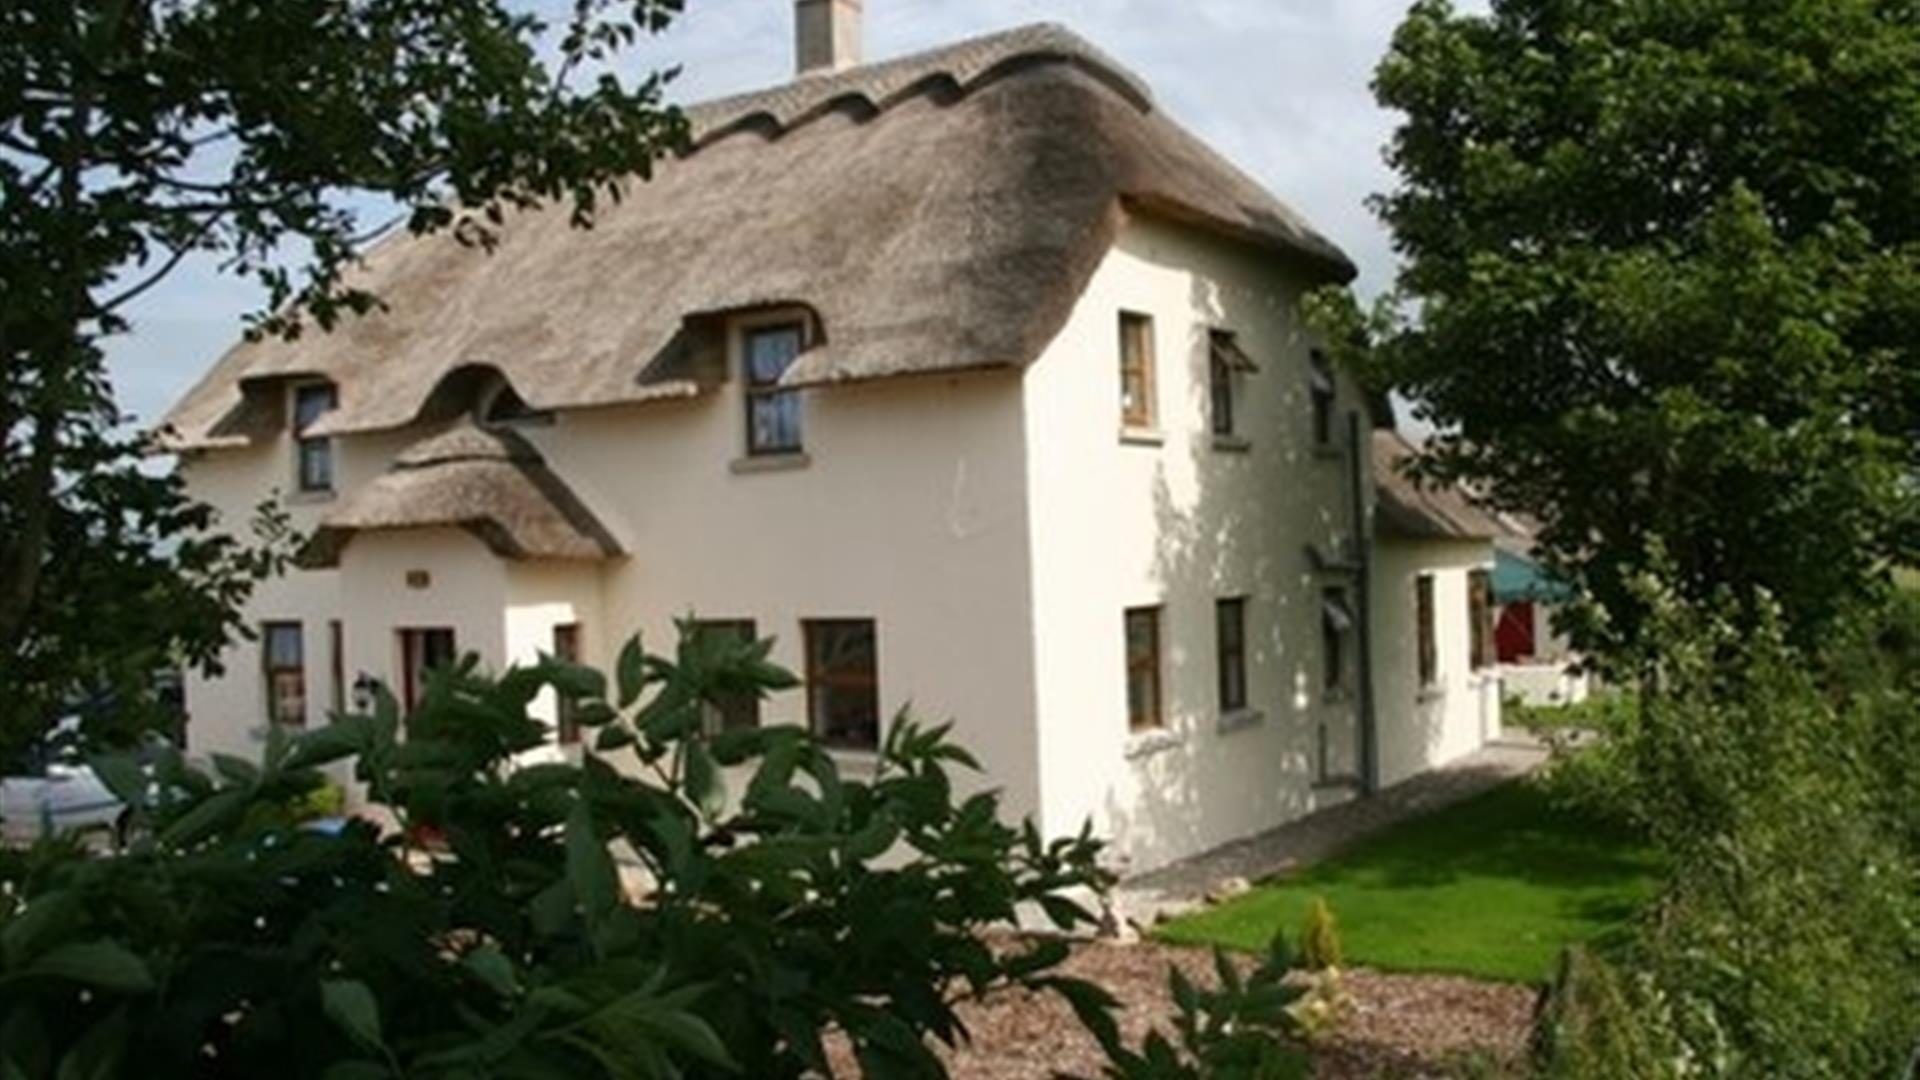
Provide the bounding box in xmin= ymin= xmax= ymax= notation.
xmin=1209 ymin=330 xmax=1255 ymax=438
xmin=692 ymin=620 xmax=761 ymax=733
xmin=1119 ymin=312 xmax=1156 ymax=430
xmin=805 ymin=619 xmax=879 ymax=750
xmin=328 ymin=619 xmax=346 ymax=717
xmin=1309 ymin=350 xmax=1336 ymax=449
xmin=552 ymin=623 xmax=582 ymax=745
xmin=399 ymin=627 xmax=457 ymax=714
xmin=293 ymin=383 xmax=338 ymax=492
xmin=1468 ymin=569 xmax=1495 ymax=671
xmin=745 ymin=324 xmax=805 ymax=455
xmin=1321 ymin=588 xmax=1353 ymax=695
xmin=1216 ymin=598 xmax=1248 ymax=714
xmin=1415 ymin=575 xmax=1438 ymax=688
xmin=1125 ymin=606 xmax=1164 ymax=732
xmin=263 ymin=622 xmax=306 ymax=727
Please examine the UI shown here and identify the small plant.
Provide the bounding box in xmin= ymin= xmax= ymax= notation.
xmin=286 ymin=778 xmax=346 ymax=822
xmin=1298 ymin=896 xmax=1341 ymax=972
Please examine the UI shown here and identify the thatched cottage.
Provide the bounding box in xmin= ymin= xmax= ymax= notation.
xmin=161 ymin=2 xmax=1503 ymax=872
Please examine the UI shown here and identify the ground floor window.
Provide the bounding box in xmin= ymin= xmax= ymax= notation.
xmin=1125 ymin=606 xmax=1164 ymax=732
xmin=399 ymin=627 xmax=457 ymax=714
xmin=1416 ymin=575 xmax=1438 ymax=689
xmin=263 ymin=621 xmax=306 ymax=727
xmin=1215 ymin=597 xmax=1248 ymax=714
xmin=692 ymin=620 xmax=761 ymax=734
xmin=552 ymin=623 xmax=582 ymax=745
xmin=804 ymin=619 xmax=879 ymax=750
xmin=1468 ymin=569 xmax=1495 ymax=670
xmin=328 ymin=620 xmax=345 ymax=718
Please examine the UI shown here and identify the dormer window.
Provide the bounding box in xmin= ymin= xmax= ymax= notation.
xmin=292 ymin=382 xmax=338 ymax=493
xmin=1310 ymin=350 xmax=1337 ymax=449
xmin=745 ymin=323 xmax=805 ymax=456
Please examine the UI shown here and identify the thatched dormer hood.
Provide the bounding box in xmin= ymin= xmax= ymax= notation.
xmin=161 ymin=22 xmax=1356 ymax=450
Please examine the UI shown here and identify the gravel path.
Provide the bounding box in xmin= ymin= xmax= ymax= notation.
xmin=1112 ymin=739 xmax=1550 ymax=930
xmin=918 ymin=940 xmax=1534 ymax=1079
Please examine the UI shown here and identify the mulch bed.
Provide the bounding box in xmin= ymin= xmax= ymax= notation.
xmin=878 ymin=941 xmax=1536 ymax=1079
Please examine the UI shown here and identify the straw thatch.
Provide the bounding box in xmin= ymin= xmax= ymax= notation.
xmin=161 ymin=22 xmax=1355 ymax=450
xmin=1373 ymin=431 xmax=1505 ymax=541
xmin=304 ymin=422 xmax=623 ymax=565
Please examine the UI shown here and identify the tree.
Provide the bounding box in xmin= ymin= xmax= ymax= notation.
xmin=0 ymin=0 xmax=691 ymax=761
xmin=1325 ymin=0 xmax=1920 ymax=652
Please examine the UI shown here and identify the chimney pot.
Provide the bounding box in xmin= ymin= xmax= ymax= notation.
xmin=796 ymin=0 xmax=863 ymax=77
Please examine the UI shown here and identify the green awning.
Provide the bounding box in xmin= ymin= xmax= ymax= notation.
xmin=1494 ymin=548 xmax=1574 ymax=605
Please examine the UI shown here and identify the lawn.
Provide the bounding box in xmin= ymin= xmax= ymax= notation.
xmin=1156 ymin=781 xmax=1663 ymax=983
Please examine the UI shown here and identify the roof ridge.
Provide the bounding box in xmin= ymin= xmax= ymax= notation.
xmin=681 ymin=22 xmax=1152 ymax=150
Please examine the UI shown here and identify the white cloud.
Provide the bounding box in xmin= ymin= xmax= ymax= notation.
xmin=111 ymin=0 xmax=1433 ymax=425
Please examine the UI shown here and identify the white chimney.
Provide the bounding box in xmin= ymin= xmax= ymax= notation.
xmin=795 ymin=0 xmax=863 ymax=77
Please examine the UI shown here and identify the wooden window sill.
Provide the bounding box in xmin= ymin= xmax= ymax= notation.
xmin=1212 ymin=435 xmax=1252 ymax=454
xmin=1119 ymin=427 xmax=1166 ymax=447
xmin=731 ymin=452 xmax=811 ymax=475
xmin=286 ymin=489 xmax=337 ymax=506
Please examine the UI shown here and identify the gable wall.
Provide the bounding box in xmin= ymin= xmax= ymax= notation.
xmin=1021 ymin=213 xmax=1373 ymax=874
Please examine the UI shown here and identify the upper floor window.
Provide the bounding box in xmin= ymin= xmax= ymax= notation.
xmin=262 ymin=621 xmax=306 ymax=727
xmin=293 ymin=383 xmax=338 ymax=492
xmin=1309 ymin=350 xmax=1336 ymax=449
xmin=1209 ymin=330 xmax=1256 ymax=439
xmin=1119 ymin=312 xmax=1156 ymax=430
xmin=745 ymin=324 xmax=805 ymax=456
xmin=805 ymin=618 xmax=879 ymax=750
xmin=1125 ymin=605 xmax=1164 ymax=731
xmin=1416 ymin=574 xmax=1438 ymax=689
xmin=1321 ymin=587 xmax=1353 ymax=696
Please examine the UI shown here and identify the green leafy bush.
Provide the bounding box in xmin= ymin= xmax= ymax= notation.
xmin=1530 ymin=947 xmax=1701 ymax=1080
xmin=1080 ymin=940 xmax=1313 ymax=1080
xmin=0 ymin=627 xmax=1126 ymax=1078
xmin=1534 ymin=582 xmax=1920 ymax=1076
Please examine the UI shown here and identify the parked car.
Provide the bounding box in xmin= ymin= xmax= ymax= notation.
xmin=0 ymin=763 xmax=126 ymax=843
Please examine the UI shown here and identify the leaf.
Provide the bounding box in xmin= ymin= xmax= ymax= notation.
xmin=1 ymin=891 xmax=77 ymax=968
xmin=21 ymin=942 xmax=153 ymax=994
xmin=320 ymin=1064 xmax=392 ymax=1080
xmin=462 ymin=946 xmax=519 ymax=998
xmin=210 ymin=754 xmax=261 ymax=787
xmin=683 ymin=740 xmax=726 ymax=820
xmin=281 ymin=717 xmax=371 ymax=772
xmin=566 ymin=799 xmax=620 ymax=934
xmin=615 ymin=636 xmax=646 ymax=709
xmin=321 ymin=979 xmax=384 ymax=1051
xmin=52 ymin=1010 xmax=126 ymax=1080
xmin=84 ymin=754 xmax=147 ymax=812
xmin=158 ymin=788 xmax=249 ymax=849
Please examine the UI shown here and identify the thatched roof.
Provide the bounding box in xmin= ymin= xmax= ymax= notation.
xmin=303 ymin=422 xmax=623 ymax=565
xmin=161 ymin=22 xmax=1355 ymax=450
xmin=1373 ymin=431 xmax=1505 ymax=542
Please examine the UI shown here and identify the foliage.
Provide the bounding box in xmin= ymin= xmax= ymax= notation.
xmin=1158 ymin=782 xmax=1661 ymax=983
xmin=1315 ymin=0 xmax=1920 ymax=652
xmin=0 ymin=0 xmax=693 ymax=762
xmin=1530 ymin=947 xmax=1707 ymax=1080
xmin=286 ymin=778 xmax=347 ymax=823
xmin=1505 ymin=691 xmax=1635 ymax=737
xmin=1296 ymin=898 xmax=1340 ymax=973
xmin=0 ymin=628 xmax=1128 ymax=1079
xmin=1078 ymin=942 xmax=1312 ymax=1080
xmin=1534 ymin=583 xmax=1920 ymax=1076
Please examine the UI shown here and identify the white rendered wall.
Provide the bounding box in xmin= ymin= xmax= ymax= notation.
xmin=1020 ymin=213 xmax=1370 ymax=874
xmin=1371 ymin=537 xmax=1503 ymax=788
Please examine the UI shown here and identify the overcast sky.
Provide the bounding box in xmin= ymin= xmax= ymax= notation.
xmin=108 ymin=1 xmax=1477 ymax=428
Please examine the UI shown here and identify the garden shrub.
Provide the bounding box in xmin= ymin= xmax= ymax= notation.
xmin=1080 ymin=940 xmax=1313 ymax=1080
xmin=1530 ymin=947 xmax=1697 ymax=1080
xmin=1535 ymin=582 xmax=1920 ymax=1077
xmin=0 ymin=627 xmax=1126 ymax=1079
xmin=1296 ymin=897 xmax=1340 ymax=973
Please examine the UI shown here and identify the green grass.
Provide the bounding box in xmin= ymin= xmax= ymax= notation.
xmin=1156 ymin=782 xmax=1663 ymax=983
